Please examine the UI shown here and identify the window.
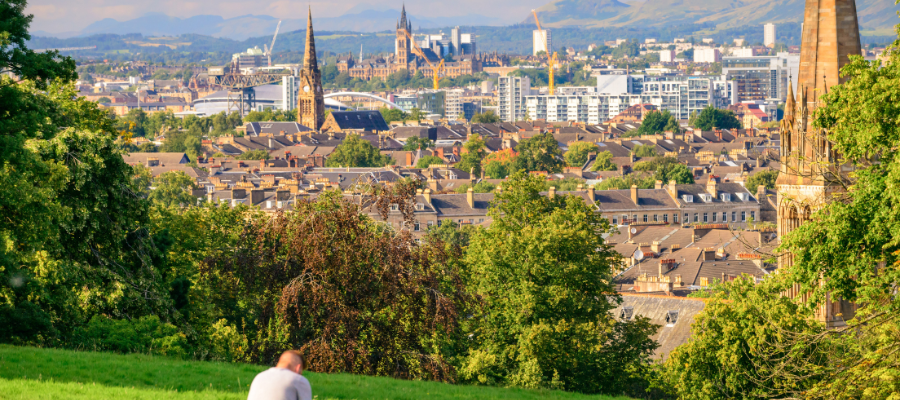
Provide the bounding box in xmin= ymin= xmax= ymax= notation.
xmin=674 ymin=214 xmax=679 ymax=223
xmin=712 ymin=212 xmax=717 ymax=222
xmin=703 ymin=213 xmax=708 ymax=222
xmin=390 ymin=204 xmax=399 ymax=211
xmin=643 ymin=214 xmax=648 ymax=222
xmin=478 ymin=219 xmax=484 ymax=224
xmin=414 ymin=222 xmax=420 ymax=231
xmin=437 ymin=220 xmax=442 ymax=227
xmin=722 ymin=212 xmax=727 ymax=222
xmin=468 ymin=219 xmax=474 ymax=224
xmin=694 ymin=213 xmax=699 ymax=222
xmin=633 ymin=214 xmax=638 ymax=222
xmin=427 ymin=221 xmax=434 ymax=228
xmin=732 ymin=211 xmax=736 ymax=221
xmin=741 ymin=211 xmax=746 ymax=221
xmin=751 ymin=211 xmax=756 ymax=220
xmin=653 ymin=214 xmax=658 ymax=222
xmin=612 ymin=216 xmax=618 ymax=224
xmin=622 ymin=214 xmax=628 ymax=223
xmin=663 ymin=214 xmax=668 ymax=223
xmin=684 ymin=213 xmax=689 ymax=222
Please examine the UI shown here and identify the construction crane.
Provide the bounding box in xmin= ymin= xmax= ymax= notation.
xmin=532 ymin=10 xmax=558 ymax=95
xmin=263 ymin=20 xmax=282 ymax=67
xmin=403 ymin=30 xmax=444 ymax=90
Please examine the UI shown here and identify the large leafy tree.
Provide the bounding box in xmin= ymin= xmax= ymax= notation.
xmin=149 ymin=171 xmax=198 ymax=208
xmin=455 ymin=133 xmax=488 ymax=177
xmin=590 ymin=151 xmax=617 ymax=172
xmin=460 ymin=172 xmax=658 ymax=394
xmin=325 ymin=134 xmax=392 ymax=167
xmin=471 ymin=111 xmax=499 ymax=123
xmin=746 ymin=169 xmax=778 ymax=190
xmin=692 ymin=106 xmax=742 ymax=131
xmin=513 ymin=132 xmax=564 ymax=173
xmin=1 ymin=1 xmax=168 ymax=344
xmin=564 ymin=141 xmax=599 ymax=167
xmin=634 ymin=110 xmax=677 ymax=136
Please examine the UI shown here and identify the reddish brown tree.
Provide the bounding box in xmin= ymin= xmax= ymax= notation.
xmin=200 ymin=188 xmax=470 ymax=382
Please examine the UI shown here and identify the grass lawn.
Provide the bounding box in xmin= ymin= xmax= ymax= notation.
xmin=0 ymin=345 xmax=632 ymax=400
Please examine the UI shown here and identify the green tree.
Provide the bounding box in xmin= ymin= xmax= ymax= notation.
xmin=631 ymin=144 xmax=657 ymax=158
xmin=746 ymin=169 xmax=778 ymax=190
xmin=455 ymin=134 xmax=488 ymax=177
xmin=453 ymin=181 xmax=496 ymax=194
xmin=471 ymin=110 xmax=500 ymax=123
xmin=380 ymin=107 xmax=409 ymax=123
xmin=149 ymin=171 xmax=197 ymax=208
xmin=402 ymin=136 xmax=434 ymax=151
xmin=590 ymin=151 xmax=617 ymax=171
xmin=692 ymin=106 xmax=742 ymax=131
xmin=325 ymin=134 xmax=392 ymax=167
xmin=415 ymin=155 xmax=444 ymax=169
xmin=425 ymin=220 xmax=473 ymax=249
xmin=513 ymin=132 xmax=564 ymax=173
xmin=483 ymin=160 xmax=509 ymax=179
xmin=564 ymin=142 xmax=599 ymax=167
xmin=409 ymin=108 xmax=425 ymax=122
xmin=635 ymin=110 xmax=676 ymax=136
xmin=235 ymin=149 xmax=270 ymax=160
xmin=97 ymin=96 xmax=111 ymax=103
xmin=138 ymin=142 xmax=158 ymax=152
xmin=460 ymin=172 xmax=659 ymax=393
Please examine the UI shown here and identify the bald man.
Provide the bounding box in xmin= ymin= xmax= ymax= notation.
xmin=247 ymin=350 xmax=312 ymax=400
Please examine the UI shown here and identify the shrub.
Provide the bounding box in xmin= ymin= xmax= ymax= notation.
xmin=72 ymin=315 xmax=188 ymax=357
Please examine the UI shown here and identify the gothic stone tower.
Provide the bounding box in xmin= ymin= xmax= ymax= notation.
xmin=777 ymin=0 xmax=861 ymax=326
xmin=297 ymin=8 xmax=325 ymax=130
xmin=396 ymin=5 xmax=412 ymax=66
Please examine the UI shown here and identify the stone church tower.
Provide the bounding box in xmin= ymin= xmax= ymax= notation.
xmin=297 ymin=8 xmax=325 ymax=130
xmin=777 ymin=0 xmax=861 ymax=326
xmin=395 ymin=5 xmax=412 ymax=66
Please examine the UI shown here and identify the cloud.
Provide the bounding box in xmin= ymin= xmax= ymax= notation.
xmin=26 ymin=0 xmax=548 ymax=34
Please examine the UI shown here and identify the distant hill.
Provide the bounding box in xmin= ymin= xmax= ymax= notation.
xmin=42 ymin=9 xmax=502 ymax=40
xmin=527 ymin=0 xmax=900 ymax=32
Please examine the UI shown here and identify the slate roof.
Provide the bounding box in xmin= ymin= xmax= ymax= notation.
xmin=244 ymin=122 xmax=313 ymax=136
xmin=329 ymin=111 xmax=391 ymax=132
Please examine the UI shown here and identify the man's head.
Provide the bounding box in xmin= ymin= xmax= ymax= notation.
xmin=275 ymin=350 xmax=304 ymax=374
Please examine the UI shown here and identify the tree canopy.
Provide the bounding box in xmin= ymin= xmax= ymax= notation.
xmin=513 ymin=133 xmax=564 ymax=173
xmin=564 ymin=142 xmax=599 ymax=167
xmin=692 ymin=106 xmax=742 ymax=131
xmin=325 ymin=134 xmax=392 ymax=167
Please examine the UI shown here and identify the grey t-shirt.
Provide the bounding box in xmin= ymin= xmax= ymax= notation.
xmin=247 ymin=367 xmax=312 ymax=400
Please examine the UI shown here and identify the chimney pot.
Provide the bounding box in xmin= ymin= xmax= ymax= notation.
xmin=655 ymin=180 xmax=663 ymax=189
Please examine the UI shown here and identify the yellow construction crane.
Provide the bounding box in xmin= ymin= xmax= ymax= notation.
xmin=532 ymin=10 xmax=558 ymax=95
xmin=403 ymin=30 xmax=445 ymax=90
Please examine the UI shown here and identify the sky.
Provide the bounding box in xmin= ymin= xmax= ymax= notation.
xmin=27 ymin=0 xmax=550 ymax=34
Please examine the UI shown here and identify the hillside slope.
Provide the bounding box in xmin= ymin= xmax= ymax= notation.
xmin=529 ymin=0 xmax=899 ymax=31
xmin=0 ymin=345 xmax=631 ymax=400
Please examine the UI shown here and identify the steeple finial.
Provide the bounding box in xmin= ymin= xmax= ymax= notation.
xmin=303 ymin=7 xmax=318 ymax=72
xmin=399 ymin=4 xmax=408 ymax=31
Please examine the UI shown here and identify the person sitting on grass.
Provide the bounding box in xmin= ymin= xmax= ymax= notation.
xmin=247 ymin=350 xmax=312 ymax=400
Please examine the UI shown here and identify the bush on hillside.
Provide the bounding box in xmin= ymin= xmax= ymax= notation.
xmin=72 ymin=315 xmax=188 ymax=357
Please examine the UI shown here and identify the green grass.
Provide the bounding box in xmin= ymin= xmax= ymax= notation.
xmin=0 ymin=345 xmax=631 ymax=400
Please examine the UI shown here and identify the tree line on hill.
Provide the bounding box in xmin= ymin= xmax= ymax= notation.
xmin=5 ymin=1 xmax=900 ymax=398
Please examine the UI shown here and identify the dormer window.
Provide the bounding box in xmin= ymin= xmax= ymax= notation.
xmin=390 ymin=204 xmax=399 ymax=211
xmin=415 ymin=203 xmax=425 ymax=211
xmin=699 ymin=193 xmax=712 ymax=202
xmin=666 ymin=310 xmax=679 ymax=326
xmin=620 ymin=306 xmax=634 ymax=321
xmin=682 ymin=194 xmax=693 ymax=203
xmin=736 ymin=192 xmax=749 ymax=201
xmin=720 ymin=193 xmax=731 ymax=202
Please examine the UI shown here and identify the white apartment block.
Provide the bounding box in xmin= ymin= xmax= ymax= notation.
xmin=764 ymin=23 xmax=776 ymax=48
xmin=281 ymin=76 xmax=297 ymax=112
xmin=694 ymin=48 xmax=722 ymax=63
xmin=659 ymin=50 xmax=676 ymax=63
xmin=498 ymin=76 xmax=531 ymax=122
xmin=533 ymin=30 xmax=551 ymax=56
xmin=731 ymin=47 xmax=757 ymax=57
xmin=525 ymin=75 xmax=734 ymax=124
xmin=444 ymin=88 xmax=465 ymax=121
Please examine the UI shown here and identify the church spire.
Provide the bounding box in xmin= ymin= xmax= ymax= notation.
xmin=784 ymin=78 xmax=795 ymax=121
xmin=399 ymin=4 xmax=408 ymax=30
xmin=303 ymin=7 xmax=318 ymax=72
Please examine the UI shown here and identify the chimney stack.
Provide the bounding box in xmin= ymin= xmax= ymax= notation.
xmin=630 ymin=185 xmax=639 ymax=205
xmin=757 ymin=185 xmax=766 ymax=203
xmin=549 ymin=186 xmax=556 ymax=199
xmin=250 ymin=189 xmax=265 ymax=205
xmin=706 ymin=177 xmax=717 ymax=196
xmin=423 ymin=188 xmax=432 ymax=205
xmin=466 ymin=187 xmax=474 ymax=208
xmin=588 ymin=184 xmax=595 ymax=202
xmin=654 ymin=180 xmax=663 ymax=190
xmin=667 ymin=179 xmax=678 ymax=199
